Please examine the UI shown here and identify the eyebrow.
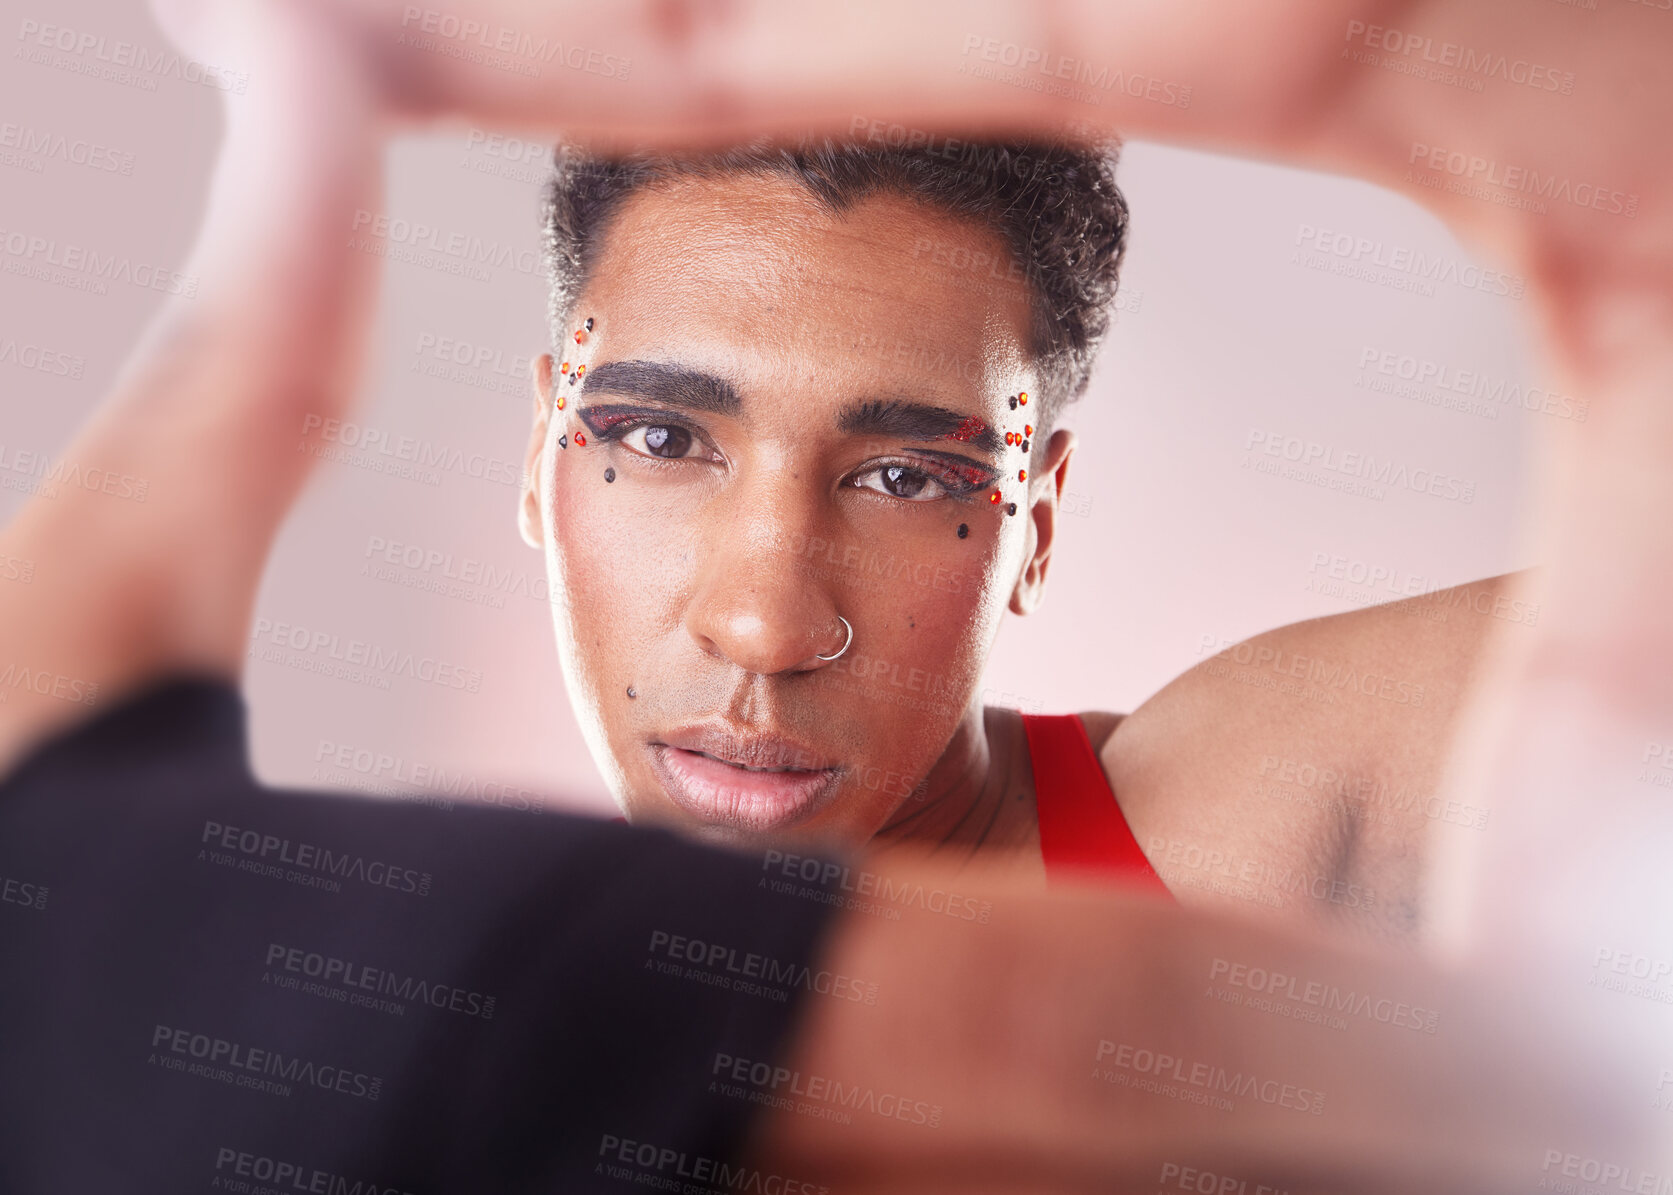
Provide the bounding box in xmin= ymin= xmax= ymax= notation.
xmin=581 ymin=360 xmax=1004 ymax=457
xmin=578 ymin=359 xmax=742 ymax=416
xmin=837 ymin=398 xmax=1005 ymax=457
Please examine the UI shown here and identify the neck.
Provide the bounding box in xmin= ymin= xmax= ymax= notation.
xmin=870 ymin=704 xmax=1037 ymax=861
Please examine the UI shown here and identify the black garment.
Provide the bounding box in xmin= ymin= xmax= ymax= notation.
xmin=0 ymin=680 xmax=840 ymax=1193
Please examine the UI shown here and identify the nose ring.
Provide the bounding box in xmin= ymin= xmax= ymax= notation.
xmin=815 ymin=615 xmax=853 ymax=662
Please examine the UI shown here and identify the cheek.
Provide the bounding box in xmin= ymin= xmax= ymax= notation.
xmin=805 ymin=531 xmax=1009 ymax=735
xmin=546 ymin=446 xmax=700 ymax=678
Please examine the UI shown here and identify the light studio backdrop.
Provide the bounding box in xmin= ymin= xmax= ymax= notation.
xmin=2 ymin=0 xmax=1550 ymax=814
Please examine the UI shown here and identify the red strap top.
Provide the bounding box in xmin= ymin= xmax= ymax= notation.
xmin=1021 ymin=713 xmax=1171 ymax=896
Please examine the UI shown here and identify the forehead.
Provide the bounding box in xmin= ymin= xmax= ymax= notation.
xmin=580 ymin=173 xmax=1035 ymax=403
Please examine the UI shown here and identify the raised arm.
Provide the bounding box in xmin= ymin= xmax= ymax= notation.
xmin=0 ymin=5 xmax=387 ymax=773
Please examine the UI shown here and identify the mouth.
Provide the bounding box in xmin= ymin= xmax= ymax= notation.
xmin=648 ymin=727 xmax=843 ymax=833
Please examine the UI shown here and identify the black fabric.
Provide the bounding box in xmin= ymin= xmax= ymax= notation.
xmin=0 ymin=679 xmax=841 ymax=1193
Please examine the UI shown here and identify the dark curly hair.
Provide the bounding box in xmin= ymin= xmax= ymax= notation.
xmin=541 ymin=133 xmax=1129 ymax=436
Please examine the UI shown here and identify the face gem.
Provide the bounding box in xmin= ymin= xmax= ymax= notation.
xmin=575 ymin=433 xmax=587 ymax=447
xmin=1006 ymin=502 xmax=1018 ymax=516
xmin=575 ymin=330 xmax=585 ymax=345
xmin=1024 ymin=424 xmax=1033 ymax=436
xmin=576 ymin=364 xmax=585 ymax=377
xmin=585 ymin=317 xmax=595 ymax=332
xmin=989 ymin=490 xmax=1002 ymax=504
xmin=1021 ymin=439 xmax=1030 ymax=452
xmin=604 ymin=467 xmax=616 ymax=483
xmin=1018 ymin=469 xmax=1027 ymax=482
xmin=1008 ymin=396 xmax=1018 ymax=410
xmin=626 ymin=685 xmax=636 ymax=698
xmin=560 ymin=361 xmax=570 ymax=374
xmin=957 ymin=523 xmax=969 ymax=539
xmin=559 ymin=433 xmax=568 ymax=449
xmin=569 ymin=373 xmax=578 ymax=385
xmin=1019 ymin=393 xmax=1028 ymax=405
xmin=556 ymin=395 xmax=566 ymax=410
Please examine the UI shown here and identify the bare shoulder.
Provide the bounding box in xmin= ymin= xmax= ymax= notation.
xmin=1100 ymin=571 xmax=1535 ymax=941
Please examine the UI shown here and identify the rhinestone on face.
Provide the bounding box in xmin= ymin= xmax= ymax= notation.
xmin=585 ymin=317 xmax=595 ymax=332
xmin=575 ymin=330 xmax=585 ymax=345
xmin=1024 ymin=424 xmax=1033 ymax=436
xmin=1021 ymin=439 xmax=1030 ymax=452
xmin=1019 ymin=469 xmax=1027 ymax=482
xmin=560 ymin=361 xmax=570 ymax=374
xmin=957 ymin=523 xmax=968 ymax=539
xmin=626 ymin=685 xmax=636 ymax=698
xmin=1007 ymin=502 xmax=1018 ymax=516
xmin=1008 ymin=396 xmax=1018 ymax=410
xmin=604 ymin=467 xmax=615 ymax=483
xmin=558 ymin=433 xmax=568 ymax=449
xmin=575 ymin=433 xmax=587 ymax=447
xmin=1019 ymin=392 xmax=1028 ymax=405
xmin=989 ymin=490 xmax=1002 ymax=505
xmin=555 ymin=395 xmax=565 ymax=410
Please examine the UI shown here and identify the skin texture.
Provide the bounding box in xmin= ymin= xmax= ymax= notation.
xmin=518 ymin=177 xmax=1073 ymax=854
xmin=514 ymin=172 xmax=1521 ymax=948
xmin=0 ymin=0 xmax=1666 ymax=1184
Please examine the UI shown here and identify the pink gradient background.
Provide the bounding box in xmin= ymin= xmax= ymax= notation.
xmin=2 ymin=1 xmax=1550 ymax=816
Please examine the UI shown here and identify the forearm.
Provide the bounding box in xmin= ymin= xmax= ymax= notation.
xmin=0 ymin=15 xmax=385 ymax=772
xmin=756 ymin=861 xmax=1646 ymax=1193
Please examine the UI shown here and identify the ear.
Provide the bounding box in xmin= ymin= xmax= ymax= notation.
xmin=1009 ymin=427 xmax=1077 ymax=616
xmin=518 ymin=353 xmax=554 ymax=549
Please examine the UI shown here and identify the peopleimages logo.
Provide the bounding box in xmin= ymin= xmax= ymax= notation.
xmin=1092 ymin=1040 xmax=1326 ymax=1115
xmin=150 ymin=1025 xmax=382 ymax=1101
xmin=711 ymin=1052 xmax=943 ymax=1128
xmin=1407 ymin=143 xmax=1637 ymax=218
xmin=264 ymin=943 xmax=496 ymax=1020
xmin=1293 ymin=224 xmax=1526 ymax=299
xmin=15 ymin=18 xmax=250 ymax=92
xmin=1245 ymin=429 xmax=1477 ymax=504
xmin=1356 ymin=345 xmax=1588 ymax=422
xmin=349 ymin=209 xmax=541 ymax=278
xmin=212 ymin=1148 xmax=415 ymax=1195
xmin=396 ymin=6 xmax=632 ymax=79
xmin=200 ymin=819 xmax=434 ymax=897
xmin=0 ymin=121 xmax=134 ymax=175
xmin=761 ymin=850 xmax=992 ymax=922
xmin=958 ymin=34 xmax=1192 ymax=107
xmin=1208 ymin=958 xmax=1441 ymax=1033
xmin=0 ymin=226 xmax=197 ymax=296
xmin=248 ymin=616 xmax=485 ymax=693
xmin=1342 ymin=19 xmax=1576 ymax=94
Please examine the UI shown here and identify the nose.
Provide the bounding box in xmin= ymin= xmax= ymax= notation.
xmin=683 ymin=488 xmax=846 ymax=677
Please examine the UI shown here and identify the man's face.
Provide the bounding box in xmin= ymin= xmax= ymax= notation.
xmin=519 ymin=173 xmax=1067 ymax=851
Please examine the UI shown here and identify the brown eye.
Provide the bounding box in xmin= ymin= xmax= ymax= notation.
xmin=853 ymin=464 xmax=948 ymax=502
xmin=882 ymin=466 xmax=929 ymax=498
xmin=630 ymin=424 xmax=695 ymax=459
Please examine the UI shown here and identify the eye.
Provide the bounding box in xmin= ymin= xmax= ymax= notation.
xmin=851 ymin=463 xmax=950 ymax=502
xmin=579 ymin=405 xmax=724 ymax=466
xmin=620 ymin=422 xmax=701 ymax=460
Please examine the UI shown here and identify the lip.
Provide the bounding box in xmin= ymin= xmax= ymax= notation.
xmin=648 ymin=725 xmax=843 ymax=833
